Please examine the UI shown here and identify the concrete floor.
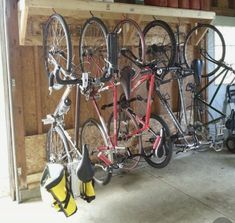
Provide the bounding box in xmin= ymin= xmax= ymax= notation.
xmin=1 ymin=149 xmax=235 ymax=223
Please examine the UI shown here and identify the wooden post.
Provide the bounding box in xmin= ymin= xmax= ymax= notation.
xmin=34 ymin=46 xmax=43 ymax=134
xmin=0 ymin=0 xmax=16 ymax=201
xmin=5 ymin=0 xmax=27 ymax=190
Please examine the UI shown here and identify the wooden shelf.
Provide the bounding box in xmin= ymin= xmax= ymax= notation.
xmin=18 ymin=0 xmax=216 ymax=45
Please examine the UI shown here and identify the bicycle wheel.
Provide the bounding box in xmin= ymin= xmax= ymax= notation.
xmin=79 ymin=17 xmax=109 ymax=82
xmin=107 ymin=108 xmax=142 ymax=171
xmin=142 ymin=114 xmax=172 ymax=168
xmin=183 ymin=23 xmax=225 ymax=77
xmin=46 ymin=126 xmax=73 ymax=164
xmin=142 ymin=20 xmax=176 ymax=68
xmin=113 ymin=18 xmax=145 ymax=80
xmin=43 ymin=13 xmax=72 ymax=89
xmin=80 ymin=118 xmax=112 ymax=185
xmin=225 ymin=135 xmax=235 ymax=153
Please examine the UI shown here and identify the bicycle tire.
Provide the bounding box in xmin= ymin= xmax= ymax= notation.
xmin=113 ymin=18 xmax=146 ymax=80
xmin=43 ymin=13 xmax=72 ymax=89
xmin=107 ymin=108 xmax=142 ymax=171
xmin=183 ymin=23 xmax=225 ymax=77
xmin=225 ymin=135 xmax=235 ymax=153
xmin=142 ymin=113 xmax=173 ymax=168
xmin=142 ymin=20 xmax=176 ymax=68
xmin=80 ymin=118 xmax=112 ymax=185
xmin=46 ymin=125 xmax=72 ymax=164
xmin=79 ymin=17 xmax=109 ymax=82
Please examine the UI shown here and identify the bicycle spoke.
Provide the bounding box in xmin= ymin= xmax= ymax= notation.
xmin=143 ymin=20 xmax=176 ymax=67
xmin=79 ymin=17 xmax=109 ymax=82
xmin=43 ymin=13 xmax=72 ymax=89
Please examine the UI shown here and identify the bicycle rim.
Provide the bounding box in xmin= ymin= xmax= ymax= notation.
xmin=183 ymin=23 xmax=225 ymax=77
xmin=142 ymin=114 xmax=173 ymax=168
xmin=79 ymin=17 xmax=109 ymax=82
xmin=113 ymin=18 xmax=146 ymax=80
xmin=142 ymin=20 xmax=176 ymax=68
xmin=43 ymin=13 xmax=72 ymax=88
xmin=80 ymin=118 xmax=112 ymax=185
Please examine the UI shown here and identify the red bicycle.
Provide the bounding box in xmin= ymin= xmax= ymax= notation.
xmin=79 ymin=18 xmax=173 ymax=185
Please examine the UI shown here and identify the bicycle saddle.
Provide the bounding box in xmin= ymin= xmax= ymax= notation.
xmin=191 ymin=59 xmax=203 ymax=82
xmin=120 ymin=66 xmax=135 ymax=100
xmin=76 ymin=144 xmax=94 ymax=183
xmin=227 ymin=84 xmax=235 ymax=103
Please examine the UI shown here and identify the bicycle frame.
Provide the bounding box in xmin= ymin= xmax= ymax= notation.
xmin=43 ymin=85 xmax=82 ymax=162
xmin=128 ymin=71 xmax=155 ymax=134
xmin=155 ymin=66 xmax=228 ymax=149
xmin=155 ymin=71 xmax=187 ymax=136
xmin=194 ymin=67 xmax=229 ymax=123
xmin=88 ymin=69 xmax=162 ymax=167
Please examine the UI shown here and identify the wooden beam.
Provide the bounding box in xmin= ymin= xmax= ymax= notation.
xmin=194 ymin=27 xmax=209 ymax=46
xmin=25 ymin=0 xmax=215 ymax=20
xmin=26 ymin=172 xmax=42 ymax=185
xmin=18 ymin=0 xmax=216 ymax=46
xmin=34 ymin=46 xmax=43 ymax=134
xmin=0 ymin=0 xmax=17 ymax=200
xmin=6 ymin=0 xmax=27 ymax=189
xmin=18 ymin=0 xmax=29 ymax=45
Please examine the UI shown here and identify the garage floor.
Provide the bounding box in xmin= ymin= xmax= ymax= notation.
xmin=1 ymin=149 xmax=235 ymax=223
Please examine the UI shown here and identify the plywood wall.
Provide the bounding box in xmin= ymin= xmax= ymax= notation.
xmin=7 ymin=1 xmax=195 ymax=189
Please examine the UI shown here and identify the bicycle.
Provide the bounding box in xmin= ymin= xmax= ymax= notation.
xmin=42 ymin=14 xmax=102 ymax=207
xmin=133 ymin=20 xmax=229 ymax=151
xmin=79 ymin=17 xmax=173 ymax=185
xmin=142 ymin=22 xmax=228 ymax=152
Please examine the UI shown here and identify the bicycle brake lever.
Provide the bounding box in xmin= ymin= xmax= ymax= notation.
xmin=82 ymin=72 xmax=89 ymax=89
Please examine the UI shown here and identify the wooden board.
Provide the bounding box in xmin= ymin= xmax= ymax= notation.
xmin=25 ymin=133 xmax=47 ymax=175
xmin=21 ymin=47 xmax=38 ymax=135
xmin=18 ymin=0 xmax=215 ymax=45
xmin=12 ymin=0 xmax=216 ymax=190
xmin=25 ymin=129 xmax=75 ymax=176
xmin=6 ymin=0 xmax=28 ymax=189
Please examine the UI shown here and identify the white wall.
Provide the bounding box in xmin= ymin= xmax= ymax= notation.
xmin=0 ymin=0 xmax=11 ymax=197
xmin=0 ymin=41 xmax=10 ymax=197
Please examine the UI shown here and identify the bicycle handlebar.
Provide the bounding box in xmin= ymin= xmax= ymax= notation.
xmin=48 ymin=65 xmax=103 ymax=98
xmin=120 ymin=48 xmax=193 ymax=80
xmin=201 ymin=50 xmax=235 ymax=74
xmin=53 ymin=66 xmax=83 ymax=85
